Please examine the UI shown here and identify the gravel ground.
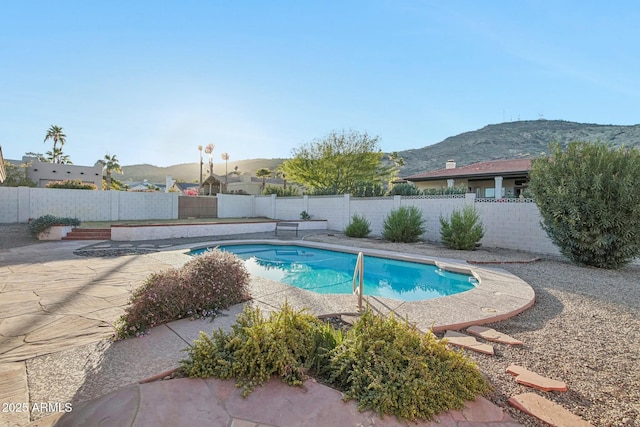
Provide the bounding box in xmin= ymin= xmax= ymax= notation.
xmin=305 ymin=234 xmax=640 ymax=427
xmin=2 ymin=225 xmax=639 ymax=426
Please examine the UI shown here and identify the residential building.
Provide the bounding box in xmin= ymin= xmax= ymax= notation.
xmin=404 ymin=158 xmax=532 ymax=198
xmin=24 ymin=157 xmax=103 ymax=189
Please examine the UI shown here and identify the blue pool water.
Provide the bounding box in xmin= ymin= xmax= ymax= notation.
xmin=190 ymin=244 xmax=476 ymax=302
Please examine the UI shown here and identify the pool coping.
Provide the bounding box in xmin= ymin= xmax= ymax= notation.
xmin=167 ymin=239 xmax=536 ymax=333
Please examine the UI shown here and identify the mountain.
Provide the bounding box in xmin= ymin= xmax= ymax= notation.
xmin=118 ymin=120 xmax=640 ymax=182
xmin=397 ymin=120 xmax=640 ymax=176
xmin=119 ymin=158 xmax=286 ymax=183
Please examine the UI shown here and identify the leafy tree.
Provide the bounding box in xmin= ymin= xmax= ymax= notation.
xmin=98 ymin=154 xmax=123 ymax=190
xmin=43 ymin=125 xmax=67 ymax=163
xmin=388 ymin=151 xmax=404 ymax=167
xmin=280 ymin=130 xmax=394 ymax=195
xmin=529 ymin=142 xmax=640 ymax=269
xmin=1 ymin=161 xmax=36 ymax=187
xmin=255 ymin=168 xmax=271 ymax=191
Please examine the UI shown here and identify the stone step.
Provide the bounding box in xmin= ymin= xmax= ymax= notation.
xmin=466 ymin=325 xmax=524 ymax=345
xmin=509 ymin=393 xmax=593 ymax=427
xmin=506 ymin=364 xmax=568 ymax=392
xmin=62 ymin=228 xmax=111 ymax=240
xmin=444 ymin=330 xmax=495 ymax=355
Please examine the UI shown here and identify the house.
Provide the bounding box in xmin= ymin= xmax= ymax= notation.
xmin=168 ymin=181 xmax=201 ymax=195
xmin=224 ymin=174 xmax=290 ymax=195
xmin=0 ymin=146 xmax=6 ymax=184
xmin=403 ymin=158 xmax=532 ymax=198
xmin=24 ymin=157 xmax=103 ymax=189
xmin=127 ymin=179 xmax=164 ymax=192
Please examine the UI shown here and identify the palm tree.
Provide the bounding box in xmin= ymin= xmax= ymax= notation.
xmin=99 ymin=154 xmax=122 ymax=190
xmin=46 ymin=147 xmax=73 ymax=164
xmin=204 ymin=143 xmax=215 ymax=176
xmin=221 ymin=153 xmax=230 ymax=193
xmin=43 ymin=125 xmax=66 ymax=163
xmin=256 ymin=168 xmax=271 ymax=192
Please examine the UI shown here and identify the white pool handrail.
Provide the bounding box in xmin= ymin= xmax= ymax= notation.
xmin=352 ymin=252 xmax=364 ymax=311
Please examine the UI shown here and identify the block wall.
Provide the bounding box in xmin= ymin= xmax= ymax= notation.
xmin=0 ymin=187 xmax=178 ymax=222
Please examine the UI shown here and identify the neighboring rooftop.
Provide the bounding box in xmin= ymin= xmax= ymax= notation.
xmin=404 ymin=158 xmax=533 ymax=181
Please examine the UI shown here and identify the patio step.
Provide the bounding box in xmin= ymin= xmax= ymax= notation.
xmin=62 ymin=228 xmax=111 ymax=240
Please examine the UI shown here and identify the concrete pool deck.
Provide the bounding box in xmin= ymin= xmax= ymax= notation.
xmin=0 ymin=232 xmax=531 ymax=426
xmin=185 ymin=239 xmax=536 ymax=333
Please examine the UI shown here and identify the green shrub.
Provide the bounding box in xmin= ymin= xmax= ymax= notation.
xmin=344 ymin=214 xmax=371 ymax=238
xmin=114 ymin=249 xmax=250 ymax=339
xmin=262 ymin=185 xmax=300 ymax=196
xmin=29 ymin=215 xmax=80 ymax=236
xmin=46 ymin=179 xmax=97 ymax=190
xmin=351 ymin=181 xmax=385 ymax=197
xmin=382 ymin=206 xmax=426 ymax=242
xmin=180 ymin=304 xmax=489 ymax=422
xmin=421 ymin=185 xmax=467 ymax=195
xmin=387 ymin=183 xmax=422 ymax=196
xmin=300 ymin=210 xmax=312 ymax=220
xmin=439 ymin=205 xmax=484 ymax=250
xmin=529 ymin=142 xmax=640 ymax=269
xmin=180 ymin=302 xmax=328 ymax=396
xmin=328 ymin=309 xmax=490 ymax=421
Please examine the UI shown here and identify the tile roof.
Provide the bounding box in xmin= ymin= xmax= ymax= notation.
xmin=404 ymin=158 xmax=533 ymax=181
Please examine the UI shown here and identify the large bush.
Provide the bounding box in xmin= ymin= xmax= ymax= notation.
xmin=439 ymin=205 xmax=484 ymax=250
xmin=29 ymin=215 xmax=80 ymax=236
xmin=529 ymin=142 xmax=640 ymax=269
xmin=344 ymin=214 xmax=371 ymax=238
xmin=181 ymin=304 xmax=489 ymax=422
xmin=382 ymin=206 xmax=426 ymax=243
xmin=114 ymin=249 xmax=250 ymax=339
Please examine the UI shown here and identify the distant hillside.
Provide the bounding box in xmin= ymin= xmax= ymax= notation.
xmin=120 ymin=158 xmax=286 ymax=183
xmin=118 ymin=120 xmax=640 ymax=182
xmin=398 ymin=120 xmax=640 ymax=176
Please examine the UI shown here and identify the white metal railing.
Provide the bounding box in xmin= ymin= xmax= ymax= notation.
xmin=352 ymin=252 xmax=364 ymax=311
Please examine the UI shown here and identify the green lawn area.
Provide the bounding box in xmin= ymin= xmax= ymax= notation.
xmin=79 ymin=217 xmax=274 ymax=228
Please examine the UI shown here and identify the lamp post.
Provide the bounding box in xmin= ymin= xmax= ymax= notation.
xmin=221 ymin=153 xmax=229 ymax=193
xmin=198 ymin=145 xmax=203 ymax=195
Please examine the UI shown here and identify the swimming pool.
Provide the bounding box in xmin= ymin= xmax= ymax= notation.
xmin=190 ymin=243 xmax=476 ymax=302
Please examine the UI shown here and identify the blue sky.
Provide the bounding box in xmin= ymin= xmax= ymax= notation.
xmin=2 ymin=1 xmax=639 ymax=167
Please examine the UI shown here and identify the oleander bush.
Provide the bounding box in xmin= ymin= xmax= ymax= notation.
xmin=529 ymin=142 xmax=640 ymax=269
xmin=382 ymin=206 xmax=426 ymax=243
xmin=114 ymin=249 xmax=250 ymax=339
xmin=344 ymin=214 xmax=371 ymax=238
xmin=181 ymin=303 xmax=489 ymax=422
xmin=28 ymin=215 xmax=80 ymax=236
xmin=439 ymin=205 xmax=484 ymax=250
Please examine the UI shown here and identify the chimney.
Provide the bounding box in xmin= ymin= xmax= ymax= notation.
xmin=445 ymin=159 xmax=456 ymax=169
